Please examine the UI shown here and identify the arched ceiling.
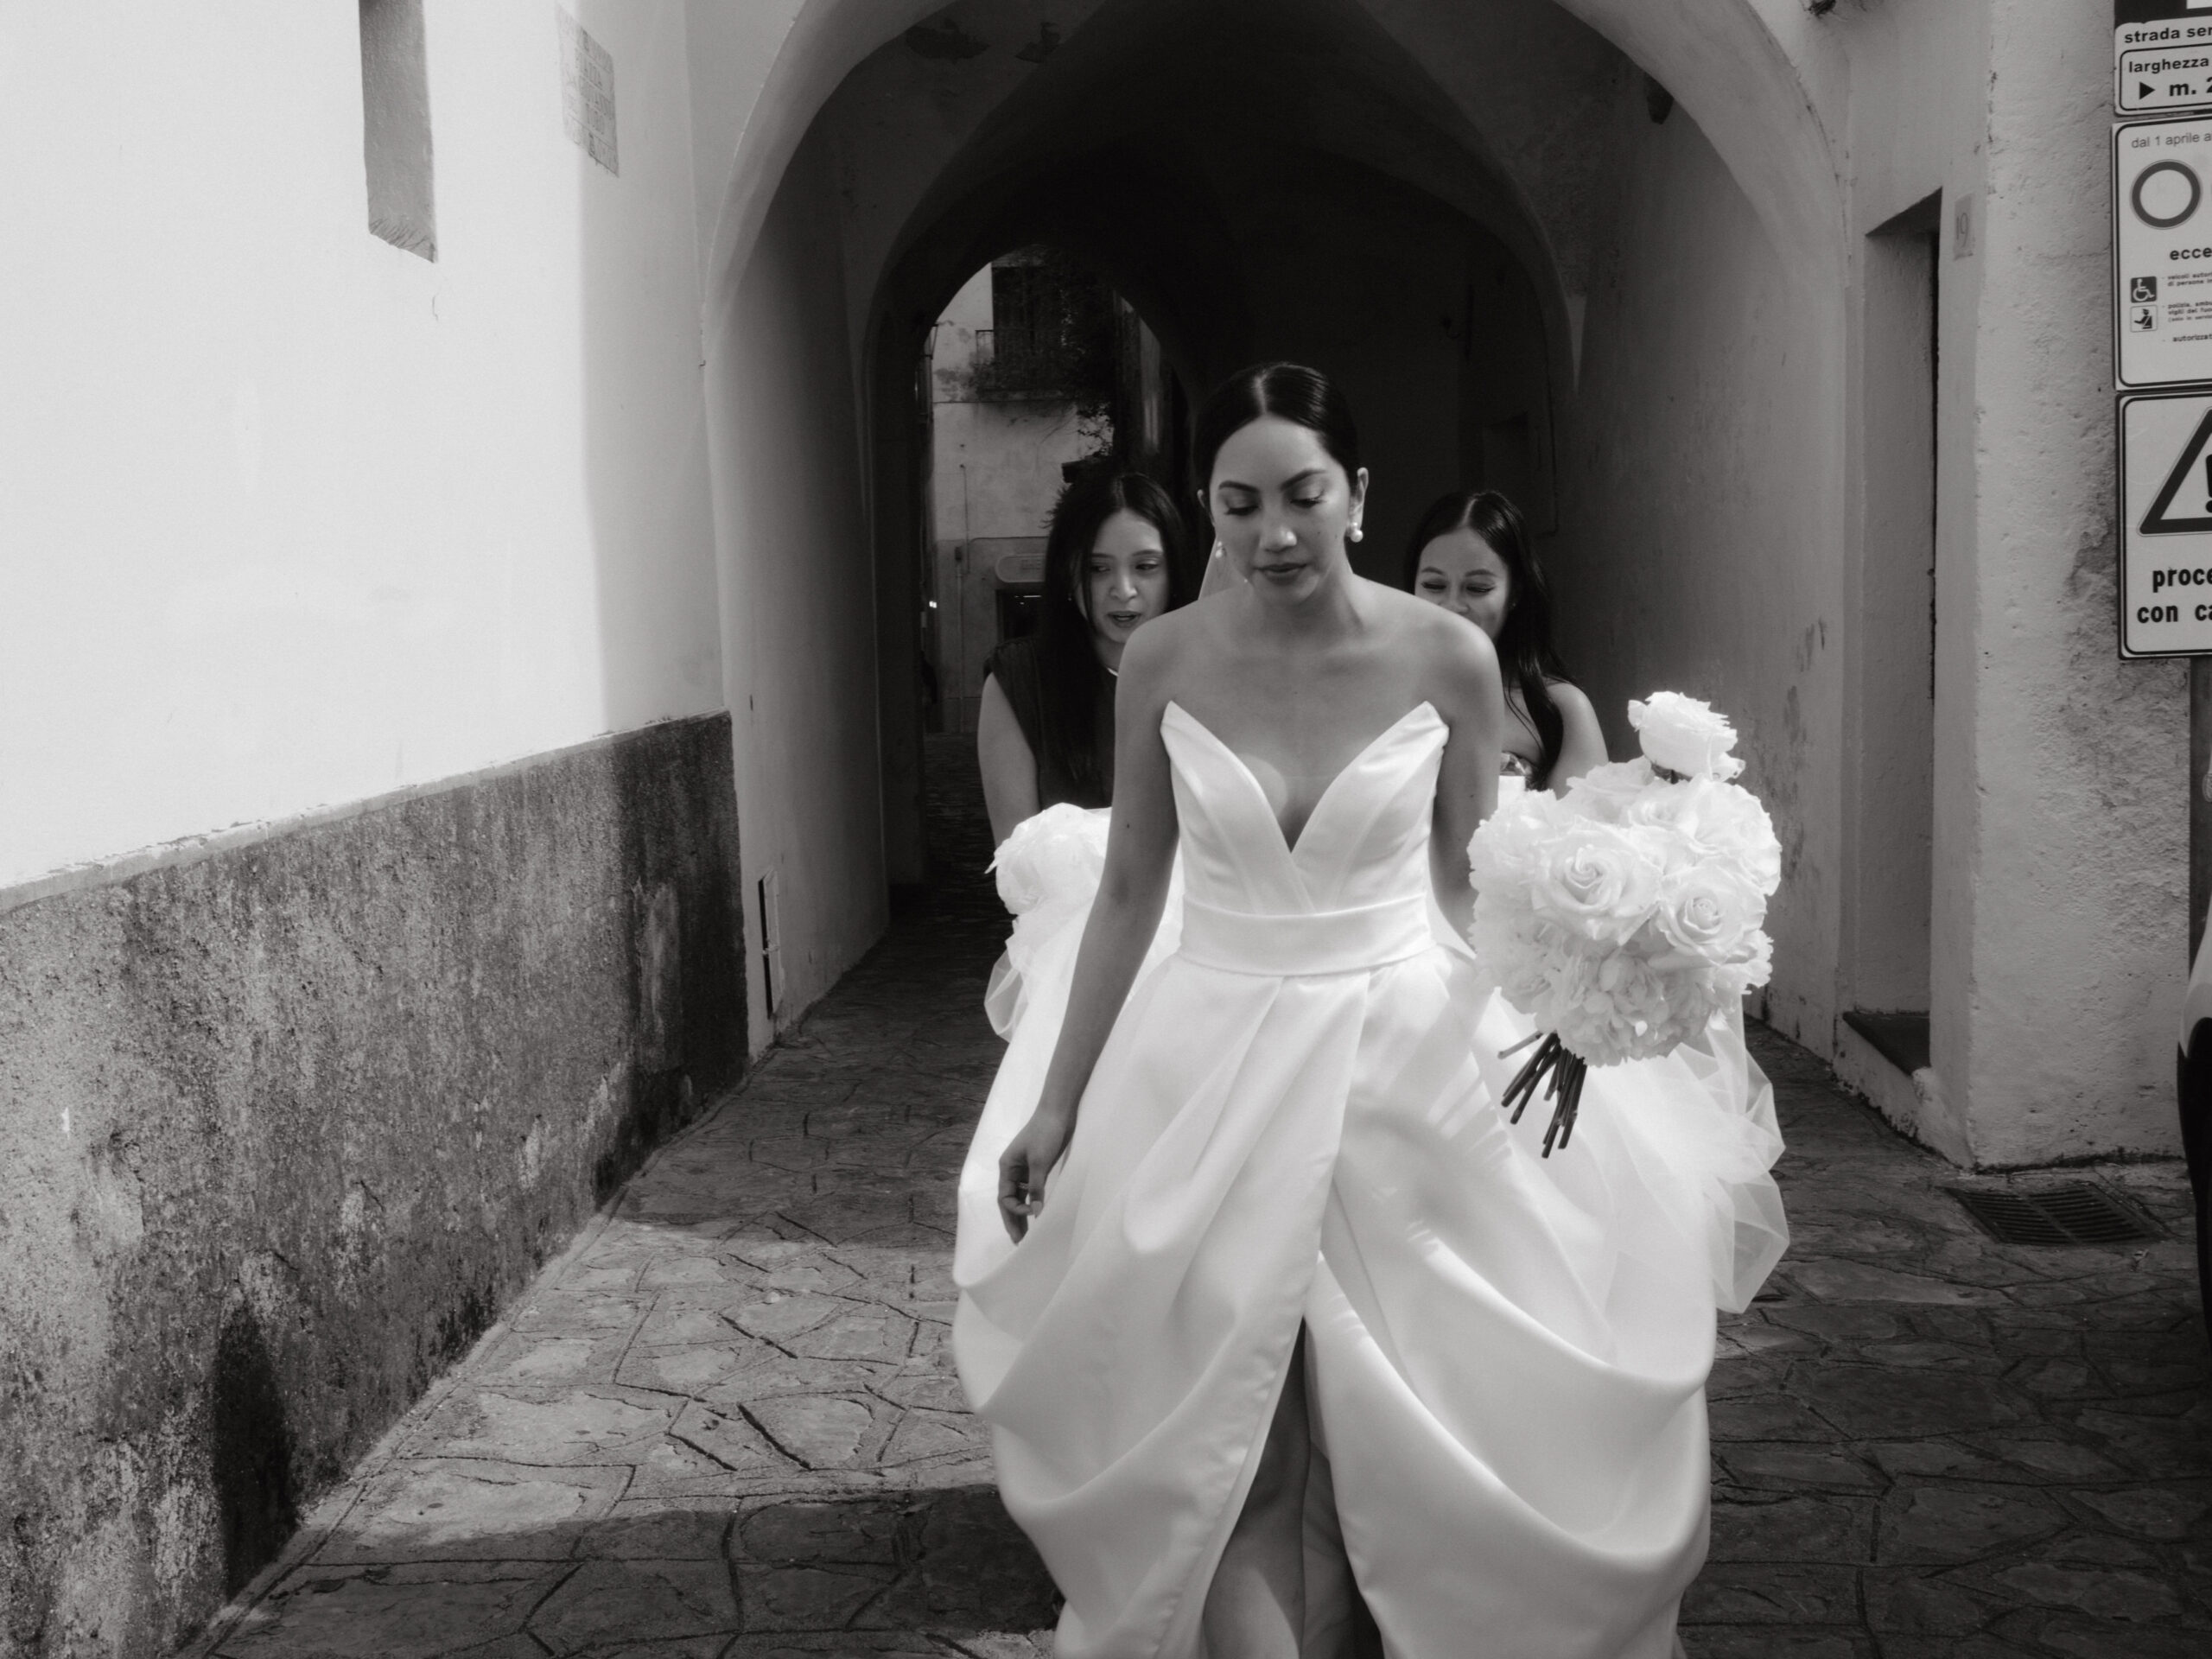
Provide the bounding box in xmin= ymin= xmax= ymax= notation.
xmin=693 ymin=0 xmax=1847 ymax=336
xmin=871 ymin=135 xmax=1254 ymax=395
xmin=825 ymin=0 xmax=1608 ymax=379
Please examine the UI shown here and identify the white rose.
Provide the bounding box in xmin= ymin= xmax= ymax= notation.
xmin=1681 ymin=780 xmax=1783 ymax=895
xmin=1653 ymin=863 xmax=1765 ymax=965
xmin=1719 ymin=931 xmax=1775 ymax=995
xmin=1625 ymin=777 xmax=1782 ymax=895
xmin=1468 ymin=789 xmax=1569 ymax=887
xmin=1529 ymin=821 xmax=1666 ymax=941
xmin=1560 ymin=758 xmax=1653 ymax=823
xmin=1628 ymin=692 xmax=1744 ymax=781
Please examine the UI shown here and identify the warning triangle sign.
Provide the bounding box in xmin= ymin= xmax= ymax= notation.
xmin=2140 ymin=404 xmax=2212 ymax=535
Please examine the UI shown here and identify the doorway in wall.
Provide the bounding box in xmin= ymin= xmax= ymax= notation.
xmin=1844 ymin=194 xmax=1940 ymax=1079
xmin=918 ymin=246 xmax=1180 ymax=741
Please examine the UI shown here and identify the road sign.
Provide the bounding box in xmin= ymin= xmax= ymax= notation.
xmin=2120 ymin=4 xmax=2212 ymax=113
xmin=2120 ymin=391 xmax=2212 ymax=657
xmin=2114 ymin=15 xmax=2212 ymax=961
xmin=2120 ymin=35 xmax=2212 ymax=116
xmin=2113 ymin=115 xmax=2212 ymax=386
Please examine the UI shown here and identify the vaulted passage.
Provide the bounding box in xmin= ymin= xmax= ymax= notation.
xmin=712 ymin=0 xmax=1855 ymax=1106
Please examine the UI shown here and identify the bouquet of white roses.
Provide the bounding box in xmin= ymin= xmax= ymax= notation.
xmin=1467 ymin=692 xmax=1782 ymax=1154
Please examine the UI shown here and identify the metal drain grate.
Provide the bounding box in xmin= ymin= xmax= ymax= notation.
xmin=1949 ymin=1184 xmax=2158 ymax=1247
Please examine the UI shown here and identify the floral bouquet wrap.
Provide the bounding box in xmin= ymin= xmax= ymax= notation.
xmin=1467 ymin=692 xmax=1782 ymax=1154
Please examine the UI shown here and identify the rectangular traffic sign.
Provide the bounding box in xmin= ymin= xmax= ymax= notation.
xmin=2120 ymin=4 xmax=2212 ymax=113
xmin=2114 ymin=116 xmax=2212 ymax=386
xmin=2120 ymin=38 xmax=2212 ymax=115
xmin=2120 ymin=390 xmax=2212 ymax=657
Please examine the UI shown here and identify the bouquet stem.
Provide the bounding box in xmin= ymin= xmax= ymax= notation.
xmin=1499 ymin=1033 xmax=1589 ymax=1157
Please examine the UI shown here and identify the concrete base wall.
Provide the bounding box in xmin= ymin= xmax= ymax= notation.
xmin=0 ymin=715 xmax=745 ymax=1657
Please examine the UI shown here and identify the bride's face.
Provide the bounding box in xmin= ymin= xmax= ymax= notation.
xmin=1207 ymin=416 xmax=1368 ymax=601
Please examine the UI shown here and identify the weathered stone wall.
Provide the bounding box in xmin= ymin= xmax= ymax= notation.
xmin=0 ymin=715 xmax=745 ymax=1657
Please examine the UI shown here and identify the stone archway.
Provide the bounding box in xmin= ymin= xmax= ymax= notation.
xmin=696 ymin=0 xmax=1856 ymax=1075
xmin=836 ymin=0 xmax=1584 ymax=885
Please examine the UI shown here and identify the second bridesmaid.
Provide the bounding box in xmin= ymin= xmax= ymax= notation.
xmin=1405 ymin=488 xmax=1606 ymax=789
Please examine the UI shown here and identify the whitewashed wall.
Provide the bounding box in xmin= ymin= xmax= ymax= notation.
xmin=1 ymin=3 xmax=723 ymax=890
xmin=706 ymin=125 xmax=889 ymax=1045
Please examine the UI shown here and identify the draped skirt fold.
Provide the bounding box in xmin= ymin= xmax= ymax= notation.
xmin=957 ymin=938 xmax=1740 ymax=1659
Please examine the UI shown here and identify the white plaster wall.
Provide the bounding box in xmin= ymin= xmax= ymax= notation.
xmin=709 ymin=126 xmax=887 ymax=1049
xmin=931 ymin=269 xmax=995 ymax=391
xmin=1953 ymin=6 xmax=2187 ymax=1163
xmin=929 ymin=266 xmax=1096 ymax=543
xmin=1552 ymin=77 xmax=1842 ymax=1053
xmin=931 ymin=404 xmax=1091 ymax=546
xmin=0 ymin=3 xmax=723 ymax=890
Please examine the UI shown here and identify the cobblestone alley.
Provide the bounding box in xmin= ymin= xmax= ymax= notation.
xmin=189 ymin=742 xmax=2212 ymax=1659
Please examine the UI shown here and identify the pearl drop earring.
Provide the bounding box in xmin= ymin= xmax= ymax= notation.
xmin=1347 ymin=524 xmax=1364 ymax=543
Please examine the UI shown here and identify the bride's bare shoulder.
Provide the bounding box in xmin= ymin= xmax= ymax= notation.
xmin=1366 ymin=583 xmax=1499 ymax=709
xmin=1115 ymin=602 xmax=1211 ymax=700
xmin=1362 ymin=581 xmax=1494 ymax=663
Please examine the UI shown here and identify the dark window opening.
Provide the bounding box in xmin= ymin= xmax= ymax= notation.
xmin=359 ymin=0 xmax=436 ymax=260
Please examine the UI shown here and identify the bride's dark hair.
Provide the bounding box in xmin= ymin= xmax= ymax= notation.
xmin=1405 ymin=489 xmax=1572 ymax=786
xmin=1191 ymin=362 xmax=1361 ymax=492
xmin=1034 ymin=468 xmax=1192 ymax=799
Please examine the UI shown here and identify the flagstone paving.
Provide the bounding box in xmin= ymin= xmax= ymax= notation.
xmin=190 ymin=738 xmax=2212 ymax=1658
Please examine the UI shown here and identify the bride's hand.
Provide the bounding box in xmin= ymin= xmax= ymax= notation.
xmin=998 ymin=1103 xmax=1076 ymax=1242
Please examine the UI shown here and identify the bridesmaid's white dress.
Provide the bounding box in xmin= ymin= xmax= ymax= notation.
xmin=954 ymin=702 xmax=1786 ymax=1659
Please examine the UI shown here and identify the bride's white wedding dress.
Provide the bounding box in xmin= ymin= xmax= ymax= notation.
xmin=954 ymin=702 xmax=1786 ymax=1659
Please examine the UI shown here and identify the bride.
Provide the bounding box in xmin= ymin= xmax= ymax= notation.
xmin=954 ymin=363 xmax=1783 ymax=1659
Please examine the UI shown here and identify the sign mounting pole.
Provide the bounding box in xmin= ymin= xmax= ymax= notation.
xmin=2116 ymin=1 xmax=2212 ymax=958
xmin=2196 ymin=661 xmax=2212 ymax=961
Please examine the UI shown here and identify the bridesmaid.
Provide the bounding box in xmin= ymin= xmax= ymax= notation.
xmin=978 ymin=469 xmax=1192 ymax=846
xmin=1406 ymin=489 xmax=1606 ymax=790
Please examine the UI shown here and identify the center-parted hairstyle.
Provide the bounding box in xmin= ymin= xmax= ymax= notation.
xmin=1033 ymin=468 xmax=1193 ymax=800
xmin=1404 ymin=488 xmax=1573 ymax=786
xmin=1191 ymin=362 xmax=1361 ymax=496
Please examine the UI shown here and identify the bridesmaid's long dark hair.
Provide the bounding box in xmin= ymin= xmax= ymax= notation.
xmin=1405 ymin=489 xmax=1573 ymax=787
xmin=1034 ymin=468 xmax=1193 ymax=799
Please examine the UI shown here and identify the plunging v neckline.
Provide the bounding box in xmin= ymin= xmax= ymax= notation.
xmin=1164 ymin=700 xmax=1440 ymax=857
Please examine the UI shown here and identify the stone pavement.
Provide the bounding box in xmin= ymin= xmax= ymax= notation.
xmin=188 ymin=736 xmax=2212 ymax=1658
xmin=1695 ymin=1037 xmax=2212 ymax=1659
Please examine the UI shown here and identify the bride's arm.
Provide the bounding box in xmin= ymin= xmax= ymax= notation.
xmin=997 ymin=623 xmax=1181 ymax=1240
xmin=1427 ymin=613 xmax=1505 ymax=938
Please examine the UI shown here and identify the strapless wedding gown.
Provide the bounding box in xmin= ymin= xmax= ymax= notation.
xmin=954 ymin=702 xmax=1785 ymax=1659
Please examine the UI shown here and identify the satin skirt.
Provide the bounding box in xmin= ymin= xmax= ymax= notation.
xmin=956 ymin=904 xmax=1778 ymax=1659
